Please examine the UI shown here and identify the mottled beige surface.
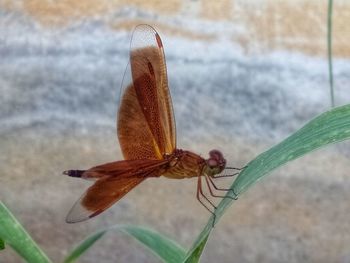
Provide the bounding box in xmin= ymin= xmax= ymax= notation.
xmin=1 ymin=1 xmax=350 ymax=263
xmin=1 ymin=0 xmax=350 ymax=57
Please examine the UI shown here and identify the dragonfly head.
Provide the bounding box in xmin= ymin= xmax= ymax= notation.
xmin=205 ymin=149 xmax=226 ymax=176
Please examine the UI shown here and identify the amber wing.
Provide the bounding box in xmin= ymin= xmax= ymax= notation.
xmin=117 ymin=24 xmax=176 ymax=160
xmin=66 ymin=159 xmax=168 ymax=223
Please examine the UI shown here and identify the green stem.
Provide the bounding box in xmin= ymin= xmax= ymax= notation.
xmin=328 ymin=0 xmax=334 ymax=107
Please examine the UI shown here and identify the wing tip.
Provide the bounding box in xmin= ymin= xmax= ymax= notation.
xmin=65 ymin=201 xmax=93 ymax=224
xmin=155 ymin=33 xmax=163 ymax=48
xmin=65 ymin=212 xmax=104 ymax=224
xmin=65 ymin=211 xmax=88 ymax=224
xmin=65 ymin=201 xmax=105 ymax=224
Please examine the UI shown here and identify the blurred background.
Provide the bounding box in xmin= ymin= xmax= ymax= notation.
xmin=1 ymin=0 xmax=350 ymax=262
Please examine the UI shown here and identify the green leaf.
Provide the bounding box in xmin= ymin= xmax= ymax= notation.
xmin=184 ymin=104 xmax=350 ymax=261
xmin=0 ymin=201 xmax=52 ymax=263
xmin=327 ymin=0 xmax=334 ymax=107
xmin=183 ymin=234 xmax=209 ymax=263
xmin=0 ymin=238 xmax=5 ymax=250
xmin=63 ymin=230 xmax=107 ymax=263
xmin=64 ymin=225 xmax=186 ymax=263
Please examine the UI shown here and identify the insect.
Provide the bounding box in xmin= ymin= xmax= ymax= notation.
xmin=64 ymin=24 xmax=242 ymax=224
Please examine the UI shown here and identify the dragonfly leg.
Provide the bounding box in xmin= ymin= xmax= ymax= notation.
xmin=213 ymin=172 xmax=239 ymax=179
xmin=214 ymin=165 xmax=247 ymax=178
xmin=196 ymin=175 xmax=217 ymax=227
xmin=204 ymin=175 xmax=235 ymax=199
xmin=208 ymin=176 xmax=238 ymax=200
xmin=225 ymin=165 xmax=247 ymax=171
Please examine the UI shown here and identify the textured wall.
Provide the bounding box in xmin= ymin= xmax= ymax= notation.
xmin=2 ymin=0 xmax=350 ymax=57
xmin=1 ymin=1 xmax=350 ymax=263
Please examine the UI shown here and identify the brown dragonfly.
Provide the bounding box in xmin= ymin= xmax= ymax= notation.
xmin=64 ymin=24 xmax=242 ymax=224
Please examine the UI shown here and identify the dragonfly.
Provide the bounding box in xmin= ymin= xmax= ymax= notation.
xmin=63 ymin=24 xmax=242 ymax=224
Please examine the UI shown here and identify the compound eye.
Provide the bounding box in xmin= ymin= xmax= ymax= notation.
xmin=207 ymin=159 xmax=218 ymax=168
xmin=209 ymin=150 xmax=223 ymax=160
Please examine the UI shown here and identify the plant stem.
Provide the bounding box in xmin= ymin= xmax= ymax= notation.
xmin=328 ymin=0 xmax=334 ymax=107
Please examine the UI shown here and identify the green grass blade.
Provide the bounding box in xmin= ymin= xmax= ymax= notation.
xmin=120 ymin=226 xmax=186 ymax=263
xmin=64 ymin=225 xmax=186 ymax=263
xmin=63 ymin=230 xmax=107 ymax=263
xmin=0 ymin=201 xmax=52 ymax=263
xmin=328 ymin=0 xmax=334 ymax=107
xmin=184 ymin=104 xmax=350 ymax=261
xmin=0 ymin=238 xmax=5 ymax=250
xmin=183 ymin=234 xmax=209 ymax=263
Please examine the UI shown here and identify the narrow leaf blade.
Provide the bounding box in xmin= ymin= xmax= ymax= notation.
xmin=120 ymin=225 xmax=186 ymax=263
xmin=183 ymin=234 xmax=209 ymax=263
xmin=0 ymin=201 xmax=52 ymax=263
xmin=64 ymin=225 xmax=186 ymax=263
xmin=184 ymin=104 xmax=350 ymax=261
xmin=63 ymin=230 xmax=107 ymax=263
xmin=0 ymin=238 xmax=5 ymax=250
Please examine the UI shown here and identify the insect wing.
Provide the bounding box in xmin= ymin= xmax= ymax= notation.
xmin=66 ymin=176 xmax=145 ymax=223
xmin=66 ymin=159 xmax=168 ymax=223
xmin=117 ymin=24 xmax=176 ymax=160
